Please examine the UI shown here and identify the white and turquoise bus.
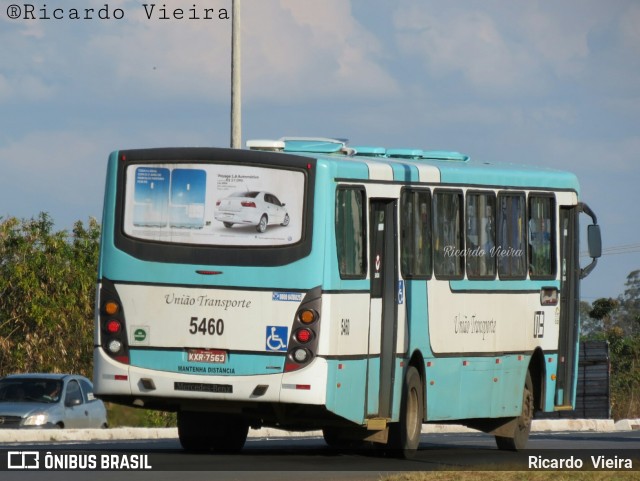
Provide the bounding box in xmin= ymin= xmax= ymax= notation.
xmin=94 ymin=138 xmax=601 ymax=455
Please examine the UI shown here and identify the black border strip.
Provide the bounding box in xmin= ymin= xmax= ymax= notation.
xmin=113 ymin=148 xmax=316 ymax=267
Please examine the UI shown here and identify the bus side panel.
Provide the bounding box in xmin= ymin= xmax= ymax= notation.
xmin=405 ymin=280 xmax=431 ymax=358
xmin=320 ymin=293 xmax=370 ymax=425
xmin=325 ymin=359 xmax=368 ymax=424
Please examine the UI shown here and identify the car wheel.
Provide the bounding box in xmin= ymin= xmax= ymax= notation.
xmin=281 ymin=214 xmax=290 ymax=226
xmin=223 ymin=222 xmax=233 ymax=228
xmin=256 ymin=215 xmax=268 ymax=233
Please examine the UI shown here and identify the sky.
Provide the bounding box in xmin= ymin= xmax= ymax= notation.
xmin=1 ymin=0 xmax=639 ymax=302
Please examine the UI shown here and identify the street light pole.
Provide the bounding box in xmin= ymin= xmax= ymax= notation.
xmin=230 ymin=0 xmax=242 ymax=148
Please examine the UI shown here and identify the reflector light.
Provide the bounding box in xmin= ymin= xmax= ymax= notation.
xmin=104 ymin=301 xmax=119 ymax=315
xmin=284 ymin=363 xmax=302 ymax=372
xmin=295 ymin=328 xmax=312 ymax=343
xmin=299 ymin=309 xmax=316 ymax=324
xmin=114 ymin=374 xmax=128 ymax=381
xmin=106 ymin=320 xmax=121 ymax=334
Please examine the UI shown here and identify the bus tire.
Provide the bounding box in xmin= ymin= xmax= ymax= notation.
xmin=388 ymin=366 xmax=423 ymax=458
xmin=178 ymin=411 xmax=249 ymax=453
xmin=495 ymin=371 xmax=534 ymax=451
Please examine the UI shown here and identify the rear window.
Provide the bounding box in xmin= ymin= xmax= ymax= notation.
xmin=123 ymin=163 xmax=305 ymax=247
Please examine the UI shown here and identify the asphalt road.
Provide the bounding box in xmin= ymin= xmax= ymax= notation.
xmin=2 ymin=431 xmax=639 ymax=480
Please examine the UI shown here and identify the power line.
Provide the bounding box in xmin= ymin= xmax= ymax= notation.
xmin=580 ymin=242 xmax=640 ymax=258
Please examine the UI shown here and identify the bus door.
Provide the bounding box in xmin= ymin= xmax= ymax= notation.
xmin=556 ymin=206 xmax=579 ymax=408
xmin=367 ymin=199 xmax=398 ymax=419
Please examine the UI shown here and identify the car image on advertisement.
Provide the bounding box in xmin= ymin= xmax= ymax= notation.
xmin=0 ymin=373 xmax=108 ymax=429
xmin=215 ymin=191 xmax=290 ymax=233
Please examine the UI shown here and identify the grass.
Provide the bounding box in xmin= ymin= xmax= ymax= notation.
xmin=382 ymin=472 xmax=639 ymax=481
xmin=105 ymin=403 xmax=176 ymax=427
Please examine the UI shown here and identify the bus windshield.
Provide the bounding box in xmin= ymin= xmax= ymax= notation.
xmin=123 ymin=163 xmax=305 ymax=247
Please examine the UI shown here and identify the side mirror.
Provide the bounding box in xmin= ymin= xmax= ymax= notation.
xmin=587 ymin=224 xmax=602 ymax=259
xmin=65 ymin=397 xmax=82 ymax=407
xmin=579 ymin=203 xmax=601 ymax=279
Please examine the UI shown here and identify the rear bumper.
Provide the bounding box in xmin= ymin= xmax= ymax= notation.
xmin=93 ymin=348 xmax=327 ymax=407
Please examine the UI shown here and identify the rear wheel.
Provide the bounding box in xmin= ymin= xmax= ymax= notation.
xmin=256 ymin=215 xmax=268 ymax=233
xmin=223 ymin=222 xmax=233 ymax=228
xmin=495 ymin=371 xmax=534 ymax=451
xmin=178 ymin=411 xmax=248 ymax=453
xmin=388 ymin=366 xmax=423 ymax=458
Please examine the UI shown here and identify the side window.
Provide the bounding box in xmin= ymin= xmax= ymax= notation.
xmin=400 ymin=189 xmax=432 ymax=278
xmin=529 ymin=195 xmax=555 ymax=278
xmin=336 ymin=187 xmax=366 ymax=278
xmin=80 ymin=379 xmax=97 ymax=402
xmin=433 ymin=190 xmax=464 ymax=279
xmin=466 ymin=192 xmax=496 ymax=279
xmin=65 ymin=380 xmax=83 ymax=406
xmin=497 ymin=193 xmax=527 ymax=279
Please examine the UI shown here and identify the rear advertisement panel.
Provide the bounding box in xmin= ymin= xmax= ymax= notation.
xmin=123 ymin=163 xmax=305 ymax=246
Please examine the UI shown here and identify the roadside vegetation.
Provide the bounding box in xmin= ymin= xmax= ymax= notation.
xmin=0 ymin=213 xmax=639 ymax=426
xmin=381 ymin=472 xmax=640 ymax=481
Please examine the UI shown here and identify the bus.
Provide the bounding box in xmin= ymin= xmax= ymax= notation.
xmin=93 ymin=137 xmax=601 ymax=455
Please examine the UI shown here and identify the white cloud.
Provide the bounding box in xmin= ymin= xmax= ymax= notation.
xmin=391 ymin=1 xmax=608 ymax=95
xmin=394 ymin=5 xmax=539 ymax=94
xmin=242 ymin=0 xmax=400 ymax=100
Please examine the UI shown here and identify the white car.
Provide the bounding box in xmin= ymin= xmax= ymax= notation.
xmin=215 ymin=191 xmax=289 ymax=233
xmin=0 ymin=373 xmax=108 ymax=429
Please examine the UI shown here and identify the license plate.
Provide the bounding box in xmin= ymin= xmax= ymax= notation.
xmin=187 ymin=349 xmax=227 ymax=363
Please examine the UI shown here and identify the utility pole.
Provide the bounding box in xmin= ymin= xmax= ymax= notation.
xmin=230 ymin=0 xmax=241 ymax=148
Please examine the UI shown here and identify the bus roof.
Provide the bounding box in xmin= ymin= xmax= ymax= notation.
xmin=247 ymin=137 xmax=580 ymax=192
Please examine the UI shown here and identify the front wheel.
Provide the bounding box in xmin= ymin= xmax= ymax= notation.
xmin=281 ymin=213 xmax=290 ymax=226
xmin=495 ymin=371 xmax=534 ymax=451
xmin=388 ymin=366 xmax=423 ymax=458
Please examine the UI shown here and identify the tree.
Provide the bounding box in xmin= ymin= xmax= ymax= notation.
xmin=0 ymin=213 xmax=100 ymax=376
xmin=587 ymin=298 xmax=619 ymax=334
xmin=617 ymin=270 xmax=640 ymax=335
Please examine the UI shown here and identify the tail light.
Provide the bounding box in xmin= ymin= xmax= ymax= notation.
xmin=99 ymin=280 xmax=130 ymax=364
xmin=294 ymin=328 xmax=313 ymax=343
xmin=284 ymin=287 xmax=322 ymax=372
xmin=241 ymin=201 xmax=257 ymax=208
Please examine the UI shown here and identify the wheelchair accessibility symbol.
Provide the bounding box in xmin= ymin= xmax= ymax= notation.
xmin=266 ymin=326 xmax=288 ymax=352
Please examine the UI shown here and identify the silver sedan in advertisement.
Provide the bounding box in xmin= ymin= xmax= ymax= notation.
xmin=0 ymin=373 xmax=108 ymax=429
xmin=215 ymin=191 xmax=290 ymax=233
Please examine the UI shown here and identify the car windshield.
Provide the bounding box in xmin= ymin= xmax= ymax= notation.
xmin=0 ymin=379 xmax=63 ymax=403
